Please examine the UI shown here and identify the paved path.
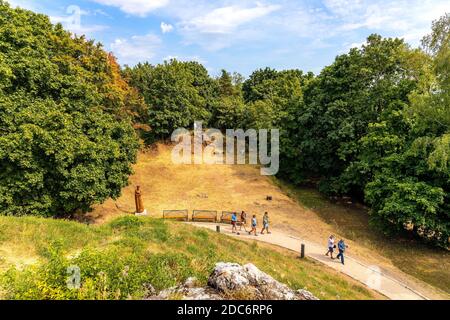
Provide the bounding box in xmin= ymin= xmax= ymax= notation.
xmin=190 ymin=222 xmax=428 ymax=300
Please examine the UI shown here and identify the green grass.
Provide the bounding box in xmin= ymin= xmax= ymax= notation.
xmin=0 ymin=215 xmax=380 ymax=300
xmin=272 ymin=178 xmax=450 ymax=295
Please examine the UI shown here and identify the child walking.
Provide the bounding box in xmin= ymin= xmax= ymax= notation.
xmin=249 ymin=215 xmax=258 ymax=236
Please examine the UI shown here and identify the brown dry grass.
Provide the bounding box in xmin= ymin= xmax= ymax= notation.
xmin=89 ymin=143 xmax=449 ymax=299
xmin=90 ymin=143 xmax=334 ymax=239
xmin=275 ymin=182 xmax=450 ymax=297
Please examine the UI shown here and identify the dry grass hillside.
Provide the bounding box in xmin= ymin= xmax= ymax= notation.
xmin=0 ymin=215 xmax=383 ymax=300
xmin=90 ymin=143 xmax=449 ymax=298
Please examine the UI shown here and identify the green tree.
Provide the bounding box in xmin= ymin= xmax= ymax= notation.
xmin=124 ymin=60 xmax=215 ymax=140
xmin=287 ymin=35 xmax=423 ymax=195
xmin=208 ymin=69 xmax=247 ymax=130
xmin=365 ymin=15 xmax=450 ymax=247
xmin=0 ymin=2 xmax=139 ymax=216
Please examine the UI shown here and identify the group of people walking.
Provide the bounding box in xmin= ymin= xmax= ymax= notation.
xmin=227 ymin=212 xmax=349 ymax=266
xmin=230 ymin=211 xmax=271 ymax=236
xmin=325 ymin=235 xmax=348 ymax=265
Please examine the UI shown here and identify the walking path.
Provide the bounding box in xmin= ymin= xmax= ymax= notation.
xmin=190 ymin=222 xmax=429 ymax=300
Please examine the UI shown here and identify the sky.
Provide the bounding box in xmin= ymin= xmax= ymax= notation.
xmin=7 ymin=0 xmax=450 ymax=76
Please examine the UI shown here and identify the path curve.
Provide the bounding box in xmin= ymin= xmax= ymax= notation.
xmin=189 ymin=222 xmax=428 ymax=300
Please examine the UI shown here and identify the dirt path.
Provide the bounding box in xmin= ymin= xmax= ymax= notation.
xmin=190 ymin=222 xmax=427 ymax=300
xmin=90 ymin=143 xmax=448 ymax=299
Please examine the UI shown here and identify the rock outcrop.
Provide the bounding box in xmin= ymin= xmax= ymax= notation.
xmin=147 ymin=262 xmax=318 ymax=300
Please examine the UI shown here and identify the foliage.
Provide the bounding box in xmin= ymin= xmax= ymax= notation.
xmin=364 ymin=16 xmax=450 ymax=247
xmin=0 ymin=1 xmax=139 ymax=216
xmin=124 ymin=60 xmax=216 ymax=141
xmin=1 ymin=1 xmax=448 ymax=247
xmin=0 ymin=216 xmax=377 ymax=300
xmin=123 ymin=22 xmax=449 ymax=247
xmin=209 ymin=70 xmax=247 ymax=130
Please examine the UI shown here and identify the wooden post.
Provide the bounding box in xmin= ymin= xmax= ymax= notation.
xmin=300 ymin=244 xmax=305 ymax=259
xmin=216 ymin=225 xmax=220 ymax=233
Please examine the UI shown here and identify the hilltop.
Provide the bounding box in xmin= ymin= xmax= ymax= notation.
xmin=90 ymin=143 xmax=450 ymax=298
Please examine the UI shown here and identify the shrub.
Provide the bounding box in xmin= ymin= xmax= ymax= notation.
xmin=0 ymin=2 xmax=140 ymax=217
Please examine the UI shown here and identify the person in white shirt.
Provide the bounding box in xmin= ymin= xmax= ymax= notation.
xmin=249 ymin=215 xmax=258 ymax=236
xmin=325 ymin=235 xmax=335 ymax=259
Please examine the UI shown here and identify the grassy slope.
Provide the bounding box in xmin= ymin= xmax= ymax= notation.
xmin=90 ymin=144 xmax=449 ymax=297
xmin=273 ymin=179 xmax=450 ymax=295
xmin=0 ymin=215 xmax=381 ymax=300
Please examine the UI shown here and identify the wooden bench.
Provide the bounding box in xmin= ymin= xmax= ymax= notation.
xmin=192 ymin=210 xmax=218 ymax=222
xmin=163 ymin=210 xmax=189 ymax=221
xmin=220 ymin=211 xmax=235 ymax=224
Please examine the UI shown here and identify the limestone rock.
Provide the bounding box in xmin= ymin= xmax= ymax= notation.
xmin=146 ymin=263 xmax=318 ymax=300
xmin=297 ymin=289 xmax=320 ymax=301
xmin=208 ymin=262 xmax=317 ymax=300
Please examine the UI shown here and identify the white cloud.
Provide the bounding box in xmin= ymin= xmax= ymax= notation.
xmin=160 ymin=22 xmax=174 ymax=33
xmin=50 ymin=5 xmax=108 ymax=35
xmin=278 ymin=0 xmax=449 ymax=51
xmin=339 ymin=40 xmax=367 ymax=53
xmin=92 ymin=0 xmax=169 ymax=17
xmin=180 ymin=3 xmax=280 ymax=34
xmin=93 ymin=9 xmax=111 ymax=17
xmin=171 ymin=2 xmax=281 ymax=51
xmin=111 ymin=33 xmax=161 ymax=65
xmin=324 ymin=0 xmax=449 ymax=36
xmin=323 ymin=0 xmax=365 ymax=17
xmin=7 ymin=0 xmax=37 ymax=10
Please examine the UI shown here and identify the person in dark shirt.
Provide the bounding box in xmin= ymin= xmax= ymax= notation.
xmin=336 ymin=239 xmax=348 ymax=265
xmin=240 ymin=211 xmax=247 ymax=232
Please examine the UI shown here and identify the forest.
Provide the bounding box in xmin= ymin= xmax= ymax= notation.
xmin=0 ymin=1 xmax=448 ymax=248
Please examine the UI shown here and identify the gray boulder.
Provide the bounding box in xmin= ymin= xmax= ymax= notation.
xmin=208 ymin=262 xmax=318 ymax=300
xmin=146 ymin=262 xmax=318 ymax=300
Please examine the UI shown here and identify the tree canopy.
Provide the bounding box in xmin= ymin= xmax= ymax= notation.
xmin=0 ymin=1 xmax=140 ymax=216
xmin=123 ymin=60 xmax=215 ymax=141
xmin=1 ymin=1 xmax=448 ymax=247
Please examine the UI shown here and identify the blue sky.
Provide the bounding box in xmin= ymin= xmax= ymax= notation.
xmin=8 ymin=0 xmax=450 ymax=76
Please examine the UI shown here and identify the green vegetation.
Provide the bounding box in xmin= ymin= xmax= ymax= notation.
xmin=124 ymin=16 xmax=449 ymax=248
xmin=0 ymin=216 xmax=378 ymax=300
xmin=123 ymin=60 xmax=216 ymax=141
xmin=0 ymin=0 xmax=447 ymax=251
xmin=277 ymin=29 xmax=449 ymax=248
xmin=0 ymin=1 xmax=143 ymax=217
xmin=273 ymin=179 xmax=450 ymax=294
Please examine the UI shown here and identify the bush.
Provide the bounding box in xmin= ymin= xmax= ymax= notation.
xmin=0 ymin=2 xmax=140 ymax=217
xmin=0 ymin=243 xmax=194 ymax=300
